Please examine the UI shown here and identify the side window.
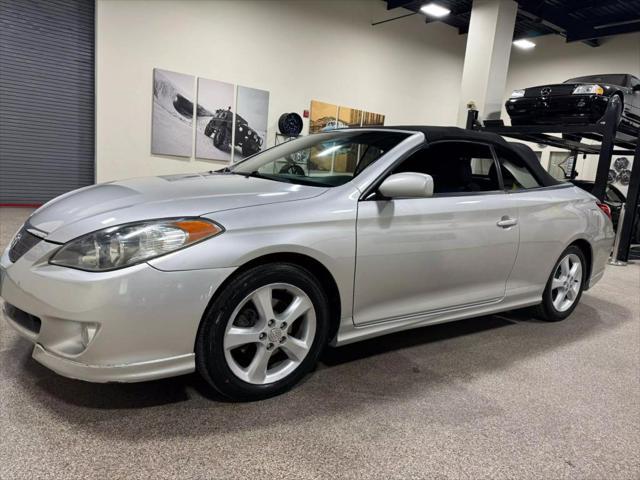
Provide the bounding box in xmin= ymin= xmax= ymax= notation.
xmin=630 ymin=76 xmax=640 ymax=90
xmin=494 ymin=147 xmax=542 ymax=190
xmin=391 ymin=142 xmax=501 ymax=195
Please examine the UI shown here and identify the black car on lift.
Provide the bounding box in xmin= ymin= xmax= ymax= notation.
xmin=571 ymin=179 xmax=640 ymax=244
xmin=505 ymin=74 xmax=640 ymax=141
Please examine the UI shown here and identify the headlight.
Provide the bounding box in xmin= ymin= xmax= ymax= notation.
xmin=572 ymin=84 xmax=603 ymax=95
xmin=510 ymin=89 xmax=525 ymax=98
xmin=50 ymin=218 xmax=222 ymax=271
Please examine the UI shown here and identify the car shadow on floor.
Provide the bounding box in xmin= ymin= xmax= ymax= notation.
xmin=6 ymin=294 xmax=631 ymax=440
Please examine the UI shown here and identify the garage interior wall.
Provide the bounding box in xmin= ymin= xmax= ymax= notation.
xmin=96 ymin=0 xmax=640 ymax=184
xmin=95 ymin=0 xmax=467 ymax=182
xmin=0 ymin=0 xmax=95 ymax=205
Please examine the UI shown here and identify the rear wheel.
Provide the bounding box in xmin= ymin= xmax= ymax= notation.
xmin=195 ymin=263 xmax=330 ymax=401
xmin=533 ymin=246 xmax=586 ymax=321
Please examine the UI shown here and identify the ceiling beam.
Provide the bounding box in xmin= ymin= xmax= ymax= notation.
xmin=424 ymin=4 xmax=472 ymax=34
xmin=516 ymin=0 xmax=601 ymax=46
xmin=425 ymin=14 xmax=469 ymax=34
xmin=386 ymin=0 xmax=416 ymax=10
xmin=567 ymin=21 xmax=640 ymax=42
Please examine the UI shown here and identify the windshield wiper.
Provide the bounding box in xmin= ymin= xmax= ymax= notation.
xmin=238 ymin=171 xmax=294 ymax=183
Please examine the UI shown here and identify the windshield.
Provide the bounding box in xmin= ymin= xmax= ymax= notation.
xmin=564 ymin=74 xmax=627 ymax=86
xmin=228 ymin=130 xmax=410 ymax=187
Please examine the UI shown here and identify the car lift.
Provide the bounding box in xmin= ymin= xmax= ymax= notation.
xmin=465 ymin=107 xmax=640 ymax=265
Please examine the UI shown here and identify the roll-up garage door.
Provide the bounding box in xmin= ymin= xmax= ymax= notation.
xmin=0 ymin=0 xmax=94 ymax=205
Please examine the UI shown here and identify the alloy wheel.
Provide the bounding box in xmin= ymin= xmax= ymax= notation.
xmin=223 ymin=283 xmax=316 ymax=385
xmin=550 ymin=253 xmax=583 ymax=312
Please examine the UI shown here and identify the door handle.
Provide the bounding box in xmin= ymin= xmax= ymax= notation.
xmin=497 ymin=216 xmax=518 ymax=228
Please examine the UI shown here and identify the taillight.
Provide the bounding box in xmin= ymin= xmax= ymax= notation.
xmin=596 ymin=201 xmax=612 ymax=220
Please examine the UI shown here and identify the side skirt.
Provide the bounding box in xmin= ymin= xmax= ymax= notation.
xmin=332 ymin=293 xmax=541 ymax=347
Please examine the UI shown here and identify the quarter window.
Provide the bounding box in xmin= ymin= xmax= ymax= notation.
xmin=494 ymin=147 xmax=542 ymax=190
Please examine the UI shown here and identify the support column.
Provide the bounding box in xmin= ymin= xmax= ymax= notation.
xmin=457 ymin=0 xmax=518 ymax=126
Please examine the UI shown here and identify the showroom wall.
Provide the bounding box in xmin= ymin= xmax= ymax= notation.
xmin=95 ymin=0 xmax=467 ymax=182
xmin=96 ymin=0 xmax=640 ymax=184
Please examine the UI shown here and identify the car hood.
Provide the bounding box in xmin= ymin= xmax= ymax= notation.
xmin=29 ymin=172 xmax=328 ymax=243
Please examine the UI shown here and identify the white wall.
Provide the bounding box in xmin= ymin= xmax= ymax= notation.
xmin=96 ymin=0 xmax=466 ymax=182
xmin=97 ymin=0 xmax=640 ymax=185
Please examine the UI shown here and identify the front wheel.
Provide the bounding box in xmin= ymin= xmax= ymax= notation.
xmin=533 ymin=246 xmax=586 ymax=321
xmin=195 ymin=263 xmax=330 ymax=401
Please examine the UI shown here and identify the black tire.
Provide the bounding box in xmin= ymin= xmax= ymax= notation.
xmin=532 ymin=245 xmax=587 ymax=321
xmin=204 ymin=120 xmax=215 ymax=138
xmin=278 ymin=112 xmax=303 ymax=136
xmin=195 ymin=263 xmax=330 ymax=401
xmin=213 ymin=128 xmax=227 ymax=149
xmin=279 ymin=163 xmax=305 ymax=176
xmin=605 ymin=94 xmax=623 ymax=126
xmin=242 ymin=144 xmax=259 ymax=157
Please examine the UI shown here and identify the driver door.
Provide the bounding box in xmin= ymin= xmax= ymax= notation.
xmin=352 ymin=141 xmax=519 ymax=325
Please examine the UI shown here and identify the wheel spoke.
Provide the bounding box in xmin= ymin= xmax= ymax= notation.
xmin=565 ymin=287 xmax=574 ymax=301
xmin=551 ymin=277 xmax=564 ymax=290
xmin=224 ymin=327 xmax=261 ymax=350
xmin=553 ymin=290 xmax=566 ymax=310
xmin=279 ymin=294 xmax=312 ymax=326
xmin=245 ymin=344 xmax=272 ymax=384
xmin=569 ymin=262 xmax=580 ymax=278
xmin=570 ymin=282 xmax=581 ymax=298
xmin=560 ymin=257 xmax=571 ymax=276
xmin=280 ymin=336 xmax=310 ymax=362
xmin=250 ymin=286 xmax=275 ymax=321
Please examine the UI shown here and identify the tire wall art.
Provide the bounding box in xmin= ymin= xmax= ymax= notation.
xmin=235 ymin=86 xmax=269 ymax=162
xmin=150 ymin=68 xmax=270 ymax=163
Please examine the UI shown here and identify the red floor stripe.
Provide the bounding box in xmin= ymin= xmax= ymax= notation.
xmin=0 ymin=203 xmax=42 ymax=208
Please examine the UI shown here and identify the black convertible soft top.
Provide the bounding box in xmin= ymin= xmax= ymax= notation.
xmin=371 ymin=125 xmax=560 ymax=188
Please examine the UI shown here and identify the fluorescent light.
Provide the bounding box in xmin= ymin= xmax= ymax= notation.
xmin=513 ymin=39 xmax=536 ymax=49
xmin=421 ymin=3 xmax=450 ymax=17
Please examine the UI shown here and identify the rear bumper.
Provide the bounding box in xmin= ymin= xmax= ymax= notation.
xmin=1 ymin=240 xmax=235 ymax=383
xmin=506 ymin=94 xmax=609 ymax=124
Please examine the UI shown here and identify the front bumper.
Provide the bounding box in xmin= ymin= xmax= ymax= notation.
xmin=505 ymin=94 xmax=609 ymax=124
xmin=1 ymin=240 xmax=235 ymax=383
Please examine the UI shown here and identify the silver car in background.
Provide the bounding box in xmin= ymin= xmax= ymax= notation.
xmin=1 ymin=127 xmax=615 ymax=401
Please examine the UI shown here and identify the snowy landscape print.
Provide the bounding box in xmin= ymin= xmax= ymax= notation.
xmin=234 ymin=85 xmax=269 ymax=161
xmin=151 ymin=69 xmax=195 ymax=157
xmin=195 ymin=78 xmax=234 ymax=162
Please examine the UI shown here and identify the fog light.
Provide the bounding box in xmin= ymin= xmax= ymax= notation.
xmin=80 ymin=323 xmax=99 ymax=348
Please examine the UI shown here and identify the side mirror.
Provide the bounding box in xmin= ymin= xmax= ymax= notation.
xmin=633 ymin=84 xmax=640 ymax=92
xmin=379 ymin=172 xmax=434 ymax=199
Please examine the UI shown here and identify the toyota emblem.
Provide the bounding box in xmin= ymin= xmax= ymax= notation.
xmin=541 ymin=87 xmax=552 ymax=96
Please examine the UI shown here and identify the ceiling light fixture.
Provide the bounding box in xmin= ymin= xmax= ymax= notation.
xmin=420 ymin=3 xmax=451 ymax=18
xmin=513 ymin=39 xmax=536 ymax=49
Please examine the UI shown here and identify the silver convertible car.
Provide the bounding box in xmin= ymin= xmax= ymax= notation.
xmin=1 ymin=127 xmax=614 ymax=401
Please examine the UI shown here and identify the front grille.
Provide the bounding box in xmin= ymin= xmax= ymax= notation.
xmin=8 ymin=227 xmax=41 ymax=263
xmin=3 ymin=303 xmax=42 ymax=334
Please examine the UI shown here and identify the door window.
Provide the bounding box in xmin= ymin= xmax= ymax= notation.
xmin=494 ymin=147 xmax=542 ymax=190
xmin=390 ymin=142 xmax=502 ymax=195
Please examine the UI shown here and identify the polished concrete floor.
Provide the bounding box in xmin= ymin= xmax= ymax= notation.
xmin=1 ymin=206 xmax=639 ymax=479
